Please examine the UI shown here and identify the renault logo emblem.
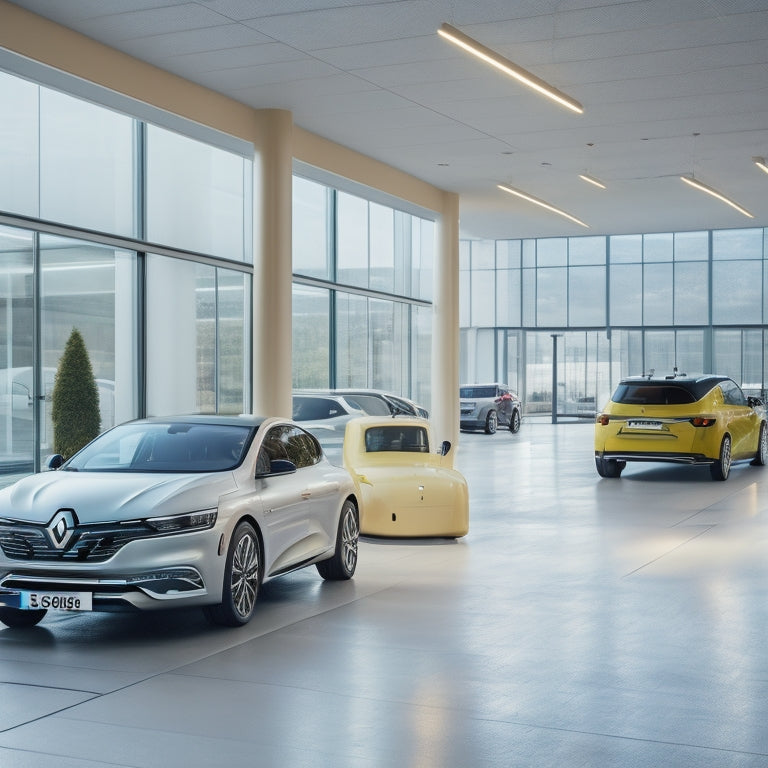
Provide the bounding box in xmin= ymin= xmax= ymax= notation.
xmin=46 ymin=509 xmax=77 ymax=550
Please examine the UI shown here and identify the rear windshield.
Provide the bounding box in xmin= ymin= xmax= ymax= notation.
xmin=612 ymin=384 xmax=696 ymax=405
xmin=460 ymin=386 xmax=498 ymax=398
xmin=364 ymin=425 xmax=430 ymax=453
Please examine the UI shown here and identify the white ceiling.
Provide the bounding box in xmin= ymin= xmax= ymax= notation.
xmin=9 ymin=0 xmax=768 ymax=239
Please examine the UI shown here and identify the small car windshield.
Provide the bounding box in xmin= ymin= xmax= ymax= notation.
xmin=65 ymin=422 xmax=255 ymax=473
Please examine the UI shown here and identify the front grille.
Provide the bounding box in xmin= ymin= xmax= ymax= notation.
xmin=0 ymin=520 xmax=160 ymax=563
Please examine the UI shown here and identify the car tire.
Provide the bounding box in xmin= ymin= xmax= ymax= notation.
xmin=204 ymin=520 xmax=261 ymax=627
xmin=509 ymin=409 xmax=521 ymax=433
xmin=595 ymin=456 xmax=625 ymax=478
xmin=751 ymin=423 xmax=767 ymax=466
xmin=317 ymin=499 xmax=359 ymax=581
xmin=484 ymin=410 xmax=498 ymax=434
xmin=710 ymin=435 xmax=732 ymax=481
xmin=0 ymin=607 xmax=47 ymax=628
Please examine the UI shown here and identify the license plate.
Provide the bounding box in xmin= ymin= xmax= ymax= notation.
xmin=627 ymin=420 xmax=663 ymax=430
xmin=20 ymin=591 xmax=92 ymax=612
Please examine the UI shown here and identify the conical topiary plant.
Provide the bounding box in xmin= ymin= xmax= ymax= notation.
xmin=51 ymin=328 xmax=101 ymax=460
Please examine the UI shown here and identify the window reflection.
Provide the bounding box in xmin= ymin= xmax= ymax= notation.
xmin=146 ymin=125 xmax=248 ymax=262
xmin=462 ymin=227 xmax=768 ymax=413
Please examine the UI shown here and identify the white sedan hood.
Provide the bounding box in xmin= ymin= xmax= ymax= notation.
xmin=0 ymin=470 xmax=238 ymax=525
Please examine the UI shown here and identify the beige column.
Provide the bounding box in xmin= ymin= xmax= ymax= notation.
xmin=252 ymin=109 xmax=293 ymax=418
xmin=431 ymin=191 xmax=461 ymax=453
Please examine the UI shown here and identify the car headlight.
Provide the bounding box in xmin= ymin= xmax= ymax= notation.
xmin=145 ymin=510 xmax=217 ymax=533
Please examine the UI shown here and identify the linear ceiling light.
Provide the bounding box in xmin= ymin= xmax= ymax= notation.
xmin=498 ymin=183 xmax=589 ymax=227
xmin=753 ymin=157 xmax=768 ymax=175
xmin=438 ymin=23 xmax=583 ymax=114
xmin=578 ymin=173 xmax=606 ymax=189
xmin=679 ymin=175 xmax=753 ymax=218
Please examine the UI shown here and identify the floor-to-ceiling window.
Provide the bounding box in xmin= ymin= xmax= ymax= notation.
xmin=0 ymin=64 xmax=252 ymax=483
xmin=291 ymin=173 xmax=434 ymax=409
xmin=461 ymin=228 xmax=768 ymax=416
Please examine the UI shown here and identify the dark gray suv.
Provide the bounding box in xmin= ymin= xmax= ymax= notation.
xmin=460 ymin=384 xmax=522 ymax=434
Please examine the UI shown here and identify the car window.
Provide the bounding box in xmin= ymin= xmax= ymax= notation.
xmin=343 ymin=394 xmax=391 ymax=416
xmin=293 ymin=396 xmax=347 ymax=420
xmin=68 ymin=423 xmax=254 ymax=472
xmin=364 ymin=425 xmax=430 ymax=453
xmin=720 ymin=380 xmax=747 ymax=406
xmin=385 ymin=396 xmax=416 ymax=415
xmin=259 ymin=425 xmax=322 ymax=469
xmin=612 ymin=384 xmax=695 ymax=405
xmin=460 ymin=386 xmax=498 ymax=399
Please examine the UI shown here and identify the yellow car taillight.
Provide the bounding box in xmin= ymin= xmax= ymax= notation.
xmin=690 ymin=417 xmax=716 ymax=427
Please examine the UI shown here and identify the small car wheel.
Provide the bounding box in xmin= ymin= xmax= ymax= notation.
xmin=595 ymin=456 xmax=625 ymax=478
xmin=317 ymin=499 xmax=359 ymax=581
xmin=751 ymin=423 xmax=768 ymax=466
xmin=204 ymin=521 xmax=261 ymax=627
xmin=0 ymin=607 xmax=47 ymax=628
xmin=485 ymin=410 xmax=498 ymax=434
xmin=509 ymin=409 xmax=521 ymax=433
xmin=710 ymin=435 xmax=732 ymax=481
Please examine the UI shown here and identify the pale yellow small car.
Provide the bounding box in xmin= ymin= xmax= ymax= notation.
xmin=343 ymin=417 xmax=469 ymax=537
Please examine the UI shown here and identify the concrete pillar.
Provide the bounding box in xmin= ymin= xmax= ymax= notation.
xmin=252 ymin=109 xmax=293 ymax=418
xmin=431 ymin=191 xmax=461 ymax=453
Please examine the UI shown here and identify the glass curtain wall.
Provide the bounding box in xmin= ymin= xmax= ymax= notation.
xmin=461 ymin=229 xmax=768 ymax=416
xmin=292 ymin=175 xmax=434 ymax=410
xmin=0 ymin=227 xmax=34 ymax=475
xmin=0 ymin=66 xmax=252 ymax=482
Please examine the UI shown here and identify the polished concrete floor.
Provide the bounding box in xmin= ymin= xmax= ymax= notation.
xmin=2 ymin=421 xmax=768 ymax=767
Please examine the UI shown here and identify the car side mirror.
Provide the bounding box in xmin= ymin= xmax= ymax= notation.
xmin=748 ymin=396 xmax=764 ymax=408
xmin=438 ymin=440 xmax=452 ymax=456
xmin=46 ymin=454 xmax=64 ymax=470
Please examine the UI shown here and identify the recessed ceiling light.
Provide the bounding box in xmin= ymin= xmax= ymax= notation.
xmin=753 ymin=157 xmax=768 ymax=175
xmin=578 ymin=173 xmax=606 ymax=189
xmin=679 ymin=175 xmax=753 ymax=218
xmin=437 ymin=23 xmax=583 ymax=114
xmin=498 ymin=183 xmax=588 ymax=227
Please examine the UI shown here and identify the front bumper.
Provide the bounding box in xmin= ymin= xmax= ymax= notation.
xmin=0 ymin=528 xmax=225 ymax=613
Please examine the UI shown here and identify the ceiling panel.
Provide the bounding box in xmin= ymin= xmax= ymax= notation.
xmin=6 ymin=0 xmax=768 ymax=239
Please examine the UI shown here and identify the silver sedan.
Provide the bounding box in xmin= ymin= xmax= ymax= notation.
xmin=0 ymin=415 xmax=359 ymax=628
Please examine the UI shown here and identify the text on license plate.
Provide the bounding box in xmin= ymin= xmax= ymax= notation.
xmin=627 ymin=420 xmax=663 ymax=430
xmin=20 ymin=591 xmax=93 ymax=611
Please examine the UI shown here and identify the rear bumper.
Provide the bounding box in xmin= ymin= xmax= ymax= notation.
xmin=596 ymin=450 xmax=713 ymax=466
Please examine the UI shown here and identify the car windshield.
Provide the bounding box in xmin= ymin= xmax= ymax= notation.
xmin=612 ymin=384 xmax=696 ymax=405
xmin=65 ymin=422 xmax=255 ymax=473
xmin=460 ymin=386 xmax=498 ymax=398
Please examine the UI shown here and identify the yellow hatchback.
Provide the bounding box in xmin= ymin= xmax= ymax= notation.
xmin=595 ymin=374 xmax=768 ymax=481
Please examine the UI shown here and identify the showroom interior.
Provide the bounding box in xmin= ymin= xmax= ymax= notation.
xmin=2 ymin=1 xmax=768 ymax=766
